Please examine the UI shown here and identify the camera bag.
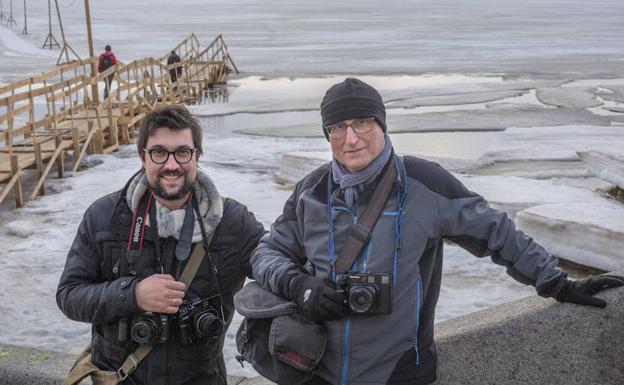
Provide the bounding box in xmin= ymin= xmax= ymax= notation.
xmin=62 ymin=241 xmax=208 ymax=385
xmin=234 ymin=281 xmax=324 ymax=384
xmin=234 ymin=160 xmax=397 ymax=384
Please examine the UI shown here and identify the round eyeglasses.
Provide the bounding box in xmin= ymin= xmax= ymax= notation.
xmin=324 ymin=117 xmax=375 ymax=139
xmin=144 ymin=147 xmax=197 ymax=164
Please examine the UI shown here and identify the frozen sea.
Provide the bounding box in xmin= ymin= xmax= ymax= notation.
xmin=1 ymin=0 xmax=623 ymax=378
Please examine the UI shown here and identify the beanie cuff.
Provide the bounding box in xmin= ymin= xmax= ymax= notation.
xmin=321 ymin=100 xmax=386 ymax=140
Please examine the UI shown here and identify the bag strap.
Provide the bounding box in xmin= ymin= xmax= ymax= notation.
xmin=115 ymin=242 xmax=208 ymax=382
xmin=334 ymin=160 xmax=397 ymax=274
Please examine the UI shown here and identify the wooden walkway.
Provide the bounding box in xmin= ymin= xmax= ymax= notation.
xmin=0 ymin=34 xmax=238 ymax=209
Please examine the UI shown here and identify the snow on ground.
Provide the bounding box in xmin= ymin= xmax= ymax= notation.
xmin=0 ymin=26 xmax=57 ymax=58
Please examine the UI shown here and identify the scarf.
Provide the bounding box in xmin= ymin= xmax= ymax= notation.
xmin=125 ymin=168 xmax=223 ymax=243
xmin=331 ymin=134 xmax=393 ymax=208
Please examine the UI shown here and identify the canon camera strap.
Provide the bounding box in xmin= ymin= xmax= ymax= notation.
xmin=334 ymin=160 xmax=398 ymax=274
xmin=124 ymin=193 xmax=154 ymax=276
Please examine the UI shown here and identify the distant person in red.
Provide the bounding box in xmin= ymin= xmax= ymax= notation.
xmin=98 ymin=45 xmax=117 ymax=99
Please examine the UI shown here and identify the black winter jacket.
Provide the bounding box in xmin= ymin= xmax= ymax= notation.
xmin=57 ymin=183 xmax=265 ymax=385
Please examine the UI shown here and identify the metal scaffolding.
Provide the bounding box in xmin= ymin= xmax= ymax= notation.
xmin=42 ymin=0 xmax=60 ymax=49
xmin=20 ymin=0 xmax=27 ymax=34
xmin=6 ymin=0 xmax=17 ymax=26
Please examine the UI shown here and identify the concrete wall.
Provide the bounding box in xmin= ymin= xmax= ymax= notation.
xmin=1 ymin=284 xmax=622 ymax=385
xmin=435 ymin=283 xmax=624 ymax=385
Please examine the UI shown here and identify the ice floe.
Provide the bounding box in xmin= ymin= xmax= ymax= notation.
xmin=477 ymin=125 xmax=624 ymax=163
xmin=456 ymin=175 xmax=600 ymax=216
xmin=515 ymin=201 xmax=624 ymax=271
xmin=578 ymin=151 xmax=624 ymax=188
xmin=536 ymin=86 xmax=603 ymax=108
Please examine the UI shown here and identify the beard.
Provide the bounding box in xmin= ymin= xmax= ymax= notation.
xmin=148 ymin=169 xmax=194 ymax=201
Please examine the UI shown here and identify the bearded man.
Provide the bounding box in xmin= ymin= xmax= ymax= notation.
xmin=57 ymin=104 xmax=265 ymax=385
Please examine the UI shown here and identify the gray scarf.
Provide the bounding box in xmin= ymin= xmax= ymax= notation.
xmin=331 ymin=134 xmax=393 ymax=208
xmin=125 ymin=168 xmax=223 ymax=243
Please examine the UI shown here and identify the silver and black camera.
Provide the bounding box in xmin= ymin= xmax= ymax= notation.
xmin=130 ymin=312 xmax=170 ymax=345
xmin=337 ymin=272 xmax=392 ymax=315
xmin=178 ymin=294 xmax=226 ymax=345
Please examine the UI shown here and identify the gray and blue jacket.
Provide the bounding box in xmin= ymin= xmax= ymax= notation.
xmin=251 ymin=155 xmax=567 ymax=385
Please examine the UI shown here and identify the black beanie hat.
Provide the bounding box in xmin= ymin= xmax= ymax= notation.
xmin=320 ymin=77 xmax=387 ymax=140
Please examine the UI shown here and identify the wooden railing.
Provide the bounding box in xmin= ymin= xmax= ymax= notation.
xmin=0 ymin=34 xmax=238 ymax=209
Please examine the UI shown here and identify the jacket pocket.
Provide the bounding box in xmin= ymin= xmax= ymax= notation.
xmin=91 ymin=333 xmax=129 ymax=371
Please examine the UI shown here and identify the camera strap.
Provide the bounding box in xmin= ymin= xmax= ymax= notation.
xmin=334 ymin=160 xmax=397 ymax=274
xmin=124 ymin=192 xmax=154 ymax=276
xmin=115 ymin=202 xmax=211 ymax=383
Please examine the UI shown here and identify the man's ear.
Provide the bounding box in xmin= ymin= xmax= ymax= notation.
xmin=196 ymin=149 xmax=203 ymax=160
xmin=139 ymin=151 xmax=146 ymax=167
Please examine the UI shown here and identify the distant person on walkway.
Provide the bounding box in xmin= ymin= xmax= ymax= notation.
xmin=249 ymin=77 xmax=624 ymax=385
xmin=57 ymin=104 xmax=265 ymax=385
xmin=98 ymin=45 xmax=117 ymax=99
xmin=167 ymin=50 xmax=183 ymax=83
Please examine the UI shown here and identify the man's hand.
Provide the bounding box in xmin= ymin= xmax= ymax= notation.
xmin=288 ymin=273 xmax=349 ymax=322
xmin=555 ymin=275 xmax=624 ymax=308
xmin=135 ymin=274 xmax=186 ymax=314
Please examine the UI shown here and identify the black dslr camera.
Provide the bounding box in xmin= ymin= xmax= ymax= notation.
xmin=130 ymin=313 xmax=170 ymax=345
xmin=336 ymin=272 xmax=392 ymax=315
xmin=178 ymin=294 xmax=226 ymax=345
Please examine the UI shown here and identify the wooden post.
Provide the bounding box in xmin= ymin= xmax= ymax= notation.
xmin=84 ymin=0 xmax=98 ymax=103
xmin=72 ymin=124 xmax=79 ymax=159
xmin=10 ymin=155 xmax=23 ymax=208
xmin=107 ymin=96 xmax=115 ymax=144
xmin=184 ymin=59 xmax=192 ymax=102
xmin=43 ymin=79 xmax=51 ymax=118
xmin=128 ymin=64 xmax=136 ymax=139
xmin=50 ymin=86 xmax=58 ymax=132
xmin=94 ymin=119 xmax=104 ymax=154
xmin=59 ymin=72 xmax=67 ymax=112
xmin=7 ymin=90 xmax=14 ymax=155
xmin=27 ymin=79 xmax=35 ymax=138
xmin=54 ymin=0 xmax=70 ymax=64
xmin=67 ymin=79 xmax=76 ymax=143
xmin=150 ymin=62 xmax=157 ymax=104
xmin=55 ymin=134 xmax=64 ymax=178
xmin=159 ymin=62 xmax=165 ymax=103
xmin=34 ymin=142 xmax=45 ymax=196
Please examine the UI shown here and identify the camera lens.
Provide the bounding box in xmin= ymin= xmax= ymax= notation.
xmin=130 ymin=318 xmax=159 ymax=345
xmin=195 ymin=311 xmax=225 ymax=338
xmin=348 ymin=286 xmax=376 ymax=314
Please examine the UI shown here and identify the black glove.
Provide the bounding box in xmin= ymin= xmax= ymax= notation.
xmin=555 ymin=275 xmax=624 ymax=308
xmin=287 ymin=273 xmax=349 ymax=322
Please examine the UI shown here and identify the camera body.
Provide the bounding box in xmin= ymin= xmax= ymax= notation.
xmin=178 ymin=294 xmax=226 ymax=345
xmin=337 ymin=272 xmax=392 ymax=315
xmin=130 ymin=312 xmax=170 ymax=345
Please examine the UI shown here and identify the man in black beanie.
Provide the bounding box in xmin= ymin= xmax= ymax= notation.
xmin=249 ymin=77 xmax=623 ymax=385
